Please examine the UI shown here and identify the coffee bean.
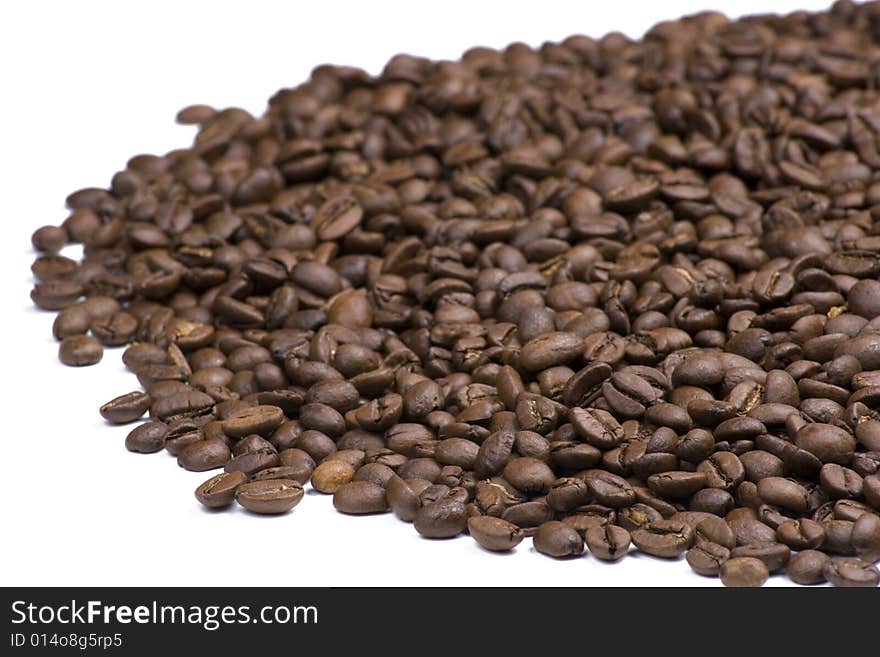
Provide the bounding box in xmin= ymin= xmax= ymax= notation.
xmin=730 ymin=542 xmax=790 ymax=573
xmin=520 ymin=332 xmax=585 ymax=372
xmin=333 ymin=481 xmax=389 ymax=515
xmin=178 ymin=438 xmax=231 ymax=471
xmin=125 ymin=421 xmax=168 ymax=453
xmin=585 ymin=525 xmax=631 ymax=561
xmin=195 ymin=471 xmax=247 ymax=509
xmin=787 ymin=550 xmax=831 ymax=585
xmin=695 ymin=517 xmax=736 ymax=550
xmin=468 ymin=516 xmax=525 ymax=552
xmin=631 ymin=519 xmax=694 ymax=558
xmin=222 ymin=405 xmax=284 ymax=438
xmin=585 ymin=470 xmax=637 ymax=508
xmin=99 ymin=391 xmax=152 ymax=424
xmin=823 ymin=558 xmax=880 ymax=588
xmin=720 ymin=557 xmax=769 ymax=588
xmin=776 ymin=519 xmax=826 ymax=551
xmin=503 ymin=457 xmax=555 ymax=494
xmin=311 ymin=459 xmax=357 ymax=494
xmin=756 ymin=477 xmax=810 ymax=514
xmin=414 ymin=494 xmax=467 ymax=538
xmin=686 ymin=542 xmax=730 ymax=577
xmin=58 ymin=335 xmax=103 ymax=366
xmin=533 ymin=521 xmax=585 ymax=558
xmin=235 ymin=479 xmax=304 ymax=514
xmin=795 ymin=423 xmax=856 ymax=464
xmin=386 ymin=475 xmax=422 ymax=522
xmin=851 ymin=513 xmax=880 ymax=563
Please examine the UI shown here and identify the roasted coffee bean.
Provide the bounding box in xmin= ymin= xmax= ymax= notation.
xmin=533 ymin=521 xmax=585 ymax=558
xmin=756 ymin=477 xmax=810 ymax=514
xmin=99 ymin=391 xmax=152 ymax=424
xmin=787 ymin=550 xmax=831 ymax=585
xmin=195 ymin=471 xmax=248 ymax=509
xmin=503 ymin=457 xmax=555 ymax=494
xmin=777 ymin=519 xmax=826 ymax=551
xmin=414 ymin=494 xmax=467 ymax=538
xmin=468 ymin=516 xmax=525 ymax=552
xmin=823 ymin=558 xmax=880 ymax=588
xmin=584 ymin=470 xmax=637 ymax=508
xmin=851 ymin=514 xmax=880 ymax=563
xmin=235 ymin=479 xmax=304 ymax=514
xmin=333 ymin=481 xmax=389 ymax=515
xmin=520 ymin=332 xmax=585 ymax=373
xmin=695 ymin=517 xmax=736 ymax=550
xmin=125 ymin=421 xmax=168 ymax=453
xmin=386 ymin=475 xmax=422 ymax=522
xmin=178 ymin=438 xmax=231 ymax=471
xmin=585 ymin=525 xmax=631 ymax=561
xmin=222 ymin=405 xmax=284 ymax=438
xmin=686 ymin=542 xmax=730 ymax=577
xmin=631 ymin=519 xmax=694 ymax=558
xmin=31 ymin=3 xmax=880 ymax=587
xmin=730 ymin=542 xmax=790 ymax=573
xmin=720 ymin=557 xmax=769 ymax=588
xmin=647 ymin=471 xmax=706 ymax=499
xmin=311 ymin=459 xmax=357 ymax=494
xmin=58 ymin=335 xmax=103 ymax=366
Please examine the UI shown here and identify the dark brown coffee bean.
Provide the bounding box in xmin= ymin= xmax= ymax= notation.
xmin=125 ymin=421 xmax=168 ymax=453
xmin=756 ymin=477 xmax=810 ymax=514
xmin=58 ymin=335 xmax=103 ymax=366
xmin=533 ymin=521 xmax=584 ymax=558
xmin=222 ymin=405 xmax=284 ymax=438
xmin=311 ymin=459 xmax=357 ymax=494
xmin=333 ymin=481 xmax=389 ymax=515
xmin=787 ymin=550 xmax=831 ymax=585
xmin=585 ymin=524 xmax=631 ymax=561
xmin=519 ymin=332 xmax=585 ymax=372
xmin=235 ymin=479 xmax=304 ymax=515
xmin=177 ymin=438 xmax=231 ymax=472
xmin=414 ymin=494 xmax=467 ymax=538
xmin=823 ymin=558 xmax=880 ymax=588
xmin=647 ymin=471 xmax=707 ymax=499
xmin=631 ymin=519 xmax=694 ymax=558
xmin=584 ymin=470 xmax=637 ymax=508
xmin=99 ymin=391 xmax=152 ymax=424
xmin=730 ymin=542 xmax=790 ymax=573
xmin=777 ymin=519 xmax=826 ymax=551
xmin=851 ymin=513 xmax=880 ymax=563
xmin=686 ymin=541 xmax=731 ymax=577
xmin=195 ymin=471 xmax=248 ymax=509
xmin=385 ymin=475 xmax=422 ymax=522
xmin=695 ymin=517 xmax=736 ymax=550
xmin=720 ymin=556 xmax=769 ymax=588
xmin=468 ymin=516 xmax=525 ymax=552
xmin=503 ymin=457 xmax=555 ymax=494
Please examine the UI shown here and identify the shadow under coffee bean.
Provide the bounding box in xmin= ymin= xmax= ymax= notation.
xmin=28 ymin=2 xmax=880 ymax=586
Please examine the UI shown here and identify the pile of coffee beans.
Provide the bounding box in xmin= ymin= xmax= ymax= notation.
xmin=29 ymin=1 xmax=880 ymax=586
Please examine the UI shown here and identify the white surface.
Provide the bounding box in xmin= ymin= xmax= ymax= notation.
xmin=0 ymin=0 xmax=830 ymax=587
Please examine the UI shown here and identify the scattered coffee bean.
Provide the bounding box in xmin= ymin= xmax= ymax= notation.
xmin=468 ymin=516 xmax=525 ymax=552
xmin=720 ymin=557 xmax=769 ymax=588
xmin=533 ymin=521 xmax=585 ymax=558
xmin=58 ymin=335 xmax=102 ymax=366
xmin=235 ymin=479 xmax=304 ymax=514
xmin=195 ymin=471 xmax=247 ymax=509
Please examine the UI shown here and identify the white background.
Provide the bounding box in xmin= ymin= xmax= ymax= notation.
xmin=0 ymin=0 xmax=832 ymax=587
